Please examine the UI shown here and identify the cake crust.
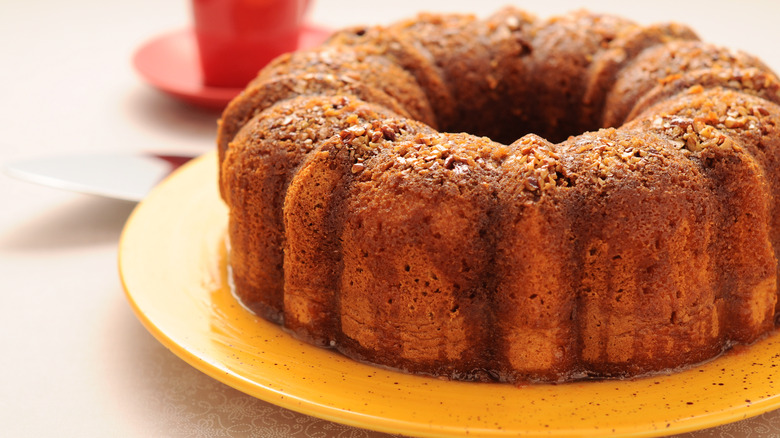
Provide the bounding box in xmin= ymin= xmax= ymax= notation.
xmin=218 ymin=8 xmax=780 ymax=383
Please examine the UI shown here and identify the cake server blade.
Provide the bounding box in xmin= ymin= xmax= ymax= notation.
xmin=3 ymin=153 xmax=195 ymax=202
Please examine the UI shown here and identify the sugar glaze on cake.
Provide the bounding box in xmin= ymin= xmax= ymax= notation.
xmin=217 ymin=7 xmax=780 ymax=383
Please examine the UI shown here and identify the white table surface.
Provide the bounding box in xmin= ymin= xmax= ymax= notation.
xmin=3 ymin=0 xmax=780 ymax=436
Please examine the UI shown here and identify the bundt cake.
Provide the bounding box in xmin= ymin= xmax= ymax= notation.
xmin=216 ymin=7 xmax=780 ymax=383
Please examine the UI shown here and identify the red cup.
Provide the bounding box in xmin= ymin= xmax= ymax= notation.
xmin=192 ymin=0 xmax=309 ymax=88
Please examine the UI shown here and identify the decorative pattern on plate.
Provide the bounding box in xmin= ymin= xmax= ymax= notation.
xmin=122 ymin=321 xmax=780 ymax=438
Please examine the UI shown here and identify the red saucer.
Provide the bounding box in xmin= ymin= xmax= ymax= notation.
xmin=132 ymin=24 xmax=331 ymax=110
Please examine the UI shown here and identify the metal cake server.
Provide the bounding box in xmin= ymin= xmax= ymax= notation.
xmin=3 ymin=153 xmax=194 ymax=202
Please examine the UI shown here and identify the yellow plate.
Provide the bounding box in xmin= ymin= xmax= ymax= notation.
xmin=120 ymin=151 xmax=780 ymax=437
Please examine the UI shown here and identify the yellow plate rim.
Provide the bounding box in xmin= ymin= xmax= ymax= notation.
xmin=119 ymin=151 xmax=780 ymax=437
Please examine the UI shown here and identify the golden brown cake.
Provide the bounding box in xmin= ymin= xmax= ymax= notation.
xmin=216 ymin=7 xmax=780 ymax=383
